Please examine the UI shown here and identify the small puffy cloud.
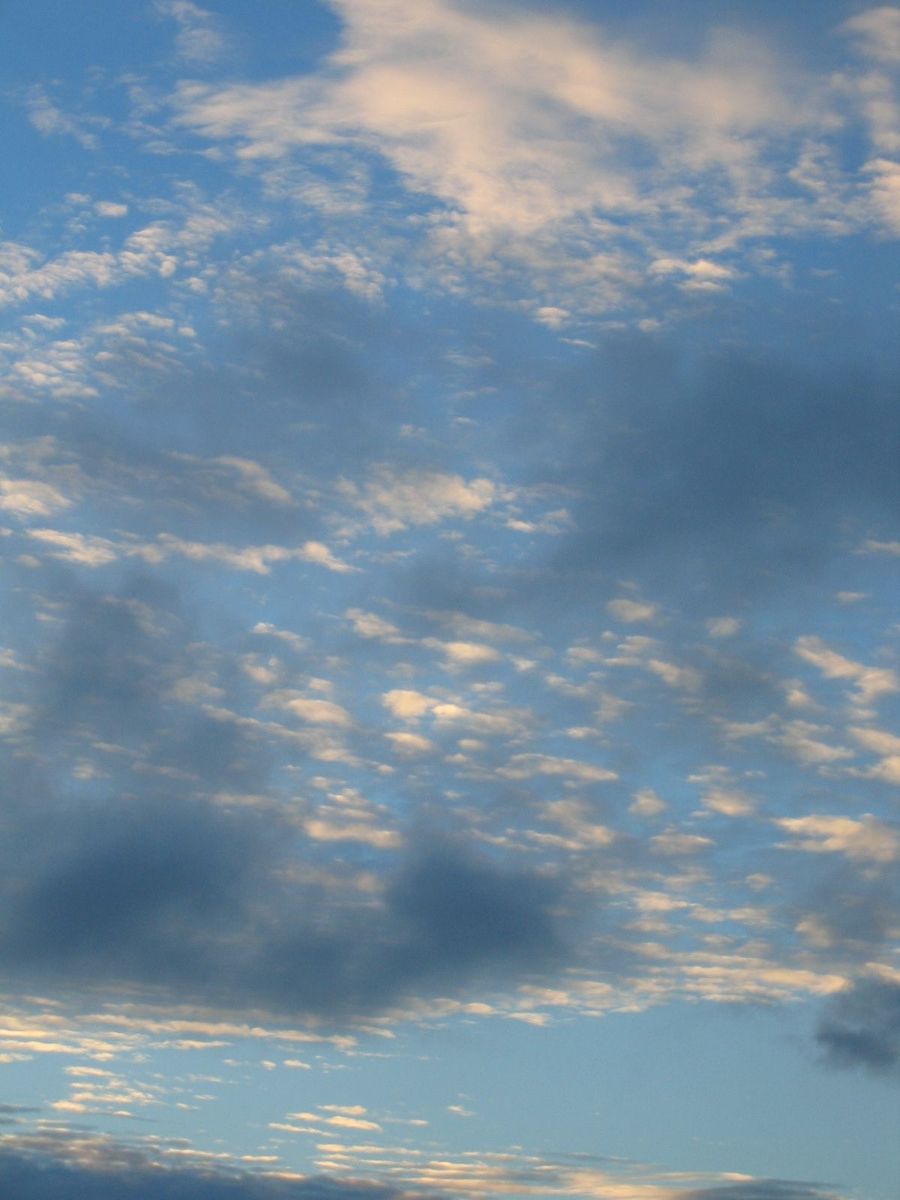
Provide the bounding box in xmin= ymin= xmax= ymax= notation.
xmin=94 ymin=201 xmax=129 ymax=218
xmin=323 ymin=1113 xmax=382 ymax=1131
xmin=649 ymin=257 xmax=737 ymax=291
xmin=265 ymin=691 xmax=352 ymax=727
xmin=347 ymin=609 xmax=407 ymax=642
xmin=382 ymin=689 xmax=434 ymax=720
xmin=706 ymin=616 xmax=742 ymax=638
xmin=385 ymin=731 xmax=434 ymax=757
xmin=629 ymin=788 xmax=666 ymax=817
xmin=425 ymin=638 xmax=501 ymax=666
xmin=701 ymin=788 xmax=755 ymax=817
xmin=775 ymin=814 xmax=899 ymax=863
xmin=541 ymin=799 xmax=616 ymax=846
xmin=343 ymin=467 xmax=496 ymax=534
xmin=646 ymin=658 xmax=702 ymax=691
xmin=297 ymin=540 xmax=354 ymax=572
xmin=535 ymin=306 xmax=570 ymax=328
xmin=651 ymin=829 xmax=714 ymax=855
xmin=606 ymin=597 xmax=657 ymax=623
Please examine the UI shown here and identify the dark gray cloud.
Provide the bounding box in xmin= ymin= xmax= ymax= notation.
xmin=0 ymin=802 xmax=568 ymax=1018
xmin=0 ymin=762 xmax=570 ymax=1019
xmin=254 ymin=841 xmax=568 ymax=1015
xmin=816 ymin=978 xmax=900 ymax=1076
xmin=495 ymin=332 xmax=900 ymax=604
xmin=0 ymin=573 xmax=571 ymax=1019
xmin=0 ymin=1148 xmax=418 ymax=1200
xmin=680 ymin=1184 xmax=844 ymax=1200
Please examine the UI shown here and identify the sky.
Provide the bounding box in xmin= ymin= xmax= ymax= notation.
xmin=0 ymin=2 xmax=899 ymax=1198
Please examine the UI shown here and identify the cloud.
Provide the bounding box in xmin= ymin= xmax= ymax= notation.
xmin=342 ymin=467 xmax=496 ymax=534
xmin=775 ymin=815 xmax=899 ymax=864
xmin=0 ymin=572 xmax=581 ymax=1021
xmin=0 ymin=479 xmax=71 ymax=518
xmin=680 ymin=1185 xmax=845 ymax=1200
xmin=167 ymin=0 xmax=900 ymax=315
xmin=94 ymin=202 xmax=129 ymax=219
xmin=175 ymin=0 xmax=798 ymax=240
xmin=159 ymin=1 xmax=228 ymax=65
xmin=816 ymin=974 xmax=900 ymax=1076
xmin=793 ymin=636 xmax=898 ymax=706
xmin=842 ymin=7 xmax=900 ymax=64
xmin=526 ymin=335 xmax=900 ymax=601
xmin=0 ymin=1132 xmax=848 ymax=1200
xmin=0 ymin=1143 xmax=412 ymax=1200
xmin=25 ymin=87 xmax=103 ymax=150
xmin=606 ymin=597 xmax=657 ymax=623
xmin=498 ymin=753 xmax=617 ymax=783
xmin=0 ymin=781 xmax=569 ymax=1021
xmin=26 ymin=530 xmax=353 ymax=574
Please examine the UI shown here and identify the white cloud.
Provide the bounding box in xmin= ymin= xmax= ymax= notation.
xmin=849 ymin=725 xmax=900 ymax=784
xmin=382 ymin=689 xmax=434 ymax=720
xmin=212 ymin=456 xmax=294 ymax=506
xmin=773 ymin=719 xmax=854 ymax=766
xmin=0 ymin=478 xmax=71 ymax=518
xmin=28 ymin=528 xmax=117 ymax=566
xmin=174 ymin=0 xmax=852 ymax=310
xmin=842 ymin=7 xmax=900 ymax=64
xmin=645 ymin=658 xmax=702 ymax=691
xmin=158 ymin=0 xmax=227 ymax=64
xmin=864 ymin=157 xmax=900 ymax=233
xmin=775 ymin=814 xmax=899 ymax=863
xmin=342 ymin=467 xmax=496 ymax=534
xmin=650 ymin=829 xmax=714 ymax=855
xmin=606 ymin=597 xmax=657 ymax=624
xmin=701 ymin=788 xmax=755 ymax=817
xmin=425 ymin=638 xmax=501 ymax=666
xmin=346 ymin=609 xmax=408 ymax=642
xmin=705 ymin=616 xmax=742 ymax=638
xmin=649 ymin=257 xmax=737 ymax=291
xmin=146 ymin=534 xmax=352 ymax=574
xmin=629 ymin=788 xmax=666 ymax=817
xmin=264 ymin=691 xmax=352 ymax=728
xmin=0 ymin=205 xmax=234 ymax=311
xmin=794 ymin=635 xmax=899 ymax=705
xmin=498 ymin=753 xmax=617 ymax=783
xmin=26 ymin=87 xmax=104 ymax=149
xmin=541 ymin=798 xmax=616 ymax=846
xmin=385 ymin=731 xmax=434 ymax=757
xmin=304 ymin=819 xmax=401 ymax=849
xmin=94 ymin=201 xmax=129 ymax=219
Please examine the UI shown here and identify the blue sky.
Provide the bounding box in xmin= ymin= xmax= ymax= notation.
xmin=1 ymin=3 xmax=899 ymax=1198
